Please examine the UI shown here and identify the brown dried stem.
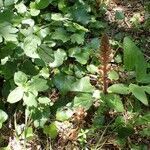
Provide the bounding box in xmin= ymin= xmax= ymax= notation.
xmin=99 ymin=33 xmax=112 ymax=94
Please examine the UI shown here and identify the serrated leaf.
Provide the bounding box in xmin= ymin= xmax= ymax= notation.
xmin=71 ymin=76 xmax=94 ymax=93
xmin=129 ymin=84 xmax=148 ymax=106
xmin=14 ymin=71 xmax=28 ymax=87
xmin=105 ymin=94 xmax=124 ymax=112
xmin=24 ymin=35 xmax=41 ymax=58
xmin=7 ymin=87 xmax=24 ymax=103
xmin=108 ymin=84 xmax=130 ymax=95
xmin=49 ymin=49 xmax=67 ymax=68
xmin=43 ymin=123 xmax=58 ymax=139
xmin=0 ymin=109 xmax=8 ymax=129
xmin=28 ymin=77 xmax=49 ymax=92
xmin=73 ymin=93 xmax=93 ymax=110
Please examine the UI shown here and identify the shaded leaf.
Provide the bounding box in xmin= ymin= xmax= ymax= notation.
xmin=129 ymin=84 xmax=148 ymax=106
xmin=0 ymin=109 xmax=8 ymax=129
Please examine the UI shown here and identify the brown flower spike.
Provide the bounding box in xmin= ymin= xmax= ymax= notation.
xmin=99 ymin=33 xmax=112 ymax=94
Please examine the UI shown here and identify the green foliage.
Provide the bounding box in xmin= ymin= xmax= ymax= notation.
xmin=0 ymin=0 xmax=149 ymax=149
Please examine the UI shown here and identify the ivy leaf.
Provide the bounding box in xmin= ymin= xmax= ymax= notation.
xmin=73 ymin=93 xmax=93 ymax=110
xmin=0 ymin=109 xmax=8 ymax=129
xmin=105 ymin=94 xmax=124 ymax=112
xmin=43 ymin=123 xmax=58 ymax=139
xmin=14 ymin=71 xmax=28 ymax=87
xmin=49 ymin=49 xmax=67 ymax=68
xmin=71 ymin=5 xmax=90 ymax=25
xmin=38 ymin=45 xmax=54 ymax=64
xmin=53 ymin=73 xmax=75 ymax=94
xmin=70 ymin=33 xmax=85 ymax=44
xmin=7 ymin=87 xmax=24 ymax=103
xmin=108 ymin=84 xmax=130 ymax=95
xmin=0 ymin=22 xmax=18 ymax=42
xmin=71 ymin=76 xmax=94 ymax=93
xmin=51 ymin=28 xmax=69 ymax=43
xmin=129 ymin=84 xmax=148 ymax=106
xmin=35 ymin=0 xmax=51 ymax=9
xmin=23 ymin=35 xmax=41 ymax=58
xmin=28 ymin=77 xmax=49 ymax=92
xmin=69 ymin=47 xmax=90 ymax=65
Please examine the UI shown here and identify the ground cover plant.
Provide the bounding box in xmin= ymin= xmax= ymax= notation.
xmin=0 ymin=0 xmax=150 ymax=149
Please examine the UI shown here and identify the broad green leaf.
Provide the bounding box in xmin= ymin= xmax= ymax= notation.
xmin=31 ymin=105 xmax=50 ymax=128
xmin=4 ymin=0 xmax=14 ymax=6
xmin=23 ymin=35 xmax=41 ymax=58
xmin=123 ymin=37 xmax=148 ymax=82
xmin=53 ymin=73 xmax=75 ymax=94
xmin=38 ymin=97 xmax=51 ymax=104
xmin=70 ymin=33 xmax=85 ymax=44
xmin=123 ymin=37 xmax=137 ymax=70
xmin=69 ymin=47 xmax=90 ymax=65
xmin=51 ymin=28 xmax=69 ymax=43
xmin=15 ymin=2 xmax=27 ymax=14
xmin=43 ymin=122 xmax=58 ymax=139
xmin=23 ymin=92 xmax=37 ymax=107
xmin=142 ymin=85 xmax=150 ymax=94
xmin=51 ymin=13 xmax=68 ymax=21
xmin=108 ymin=70 xmax=119 ymax=80
xmin=24 ymin=127 xmax=34 ymax=139
xmin=38 ymin=45 xmax=54 ymax=64
xmin=129 ymin=84 xmax=148 ymax=106
xmin=117 ymin=125 xmax=134 ymax=138
xmin=71 ymin=76 xmax=94 ymax=93
xmin=0 ymin=109 xmax=8 ymax=129
xmin=73 ymin=93 xmax=93 ymax=110
xmin=56 ymin=108 xmax=73 ymax=121
xmin=35 ymin=0 xmax=51 ymax=9
xmin=105 ymin=94 xmax=124 ymax=112
xmin=71 ymin=5 xmax=91 ymax=25
xmin=108 ymin=84 xmax=130 ymax=95
xmin=7 ymin=87 xmax=24 ymax=103
xmin=14 ymin=71 xmax=28 ymax=87
xmin=28 ymin=77 xmax=49 ymax=92
xmin=49 ymin=49 xmax=67 ymax=68
xmin=0 ymin=22 xmax=18 ymax=42
xmin=87 ymin=64 xmax=98 ymax=74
